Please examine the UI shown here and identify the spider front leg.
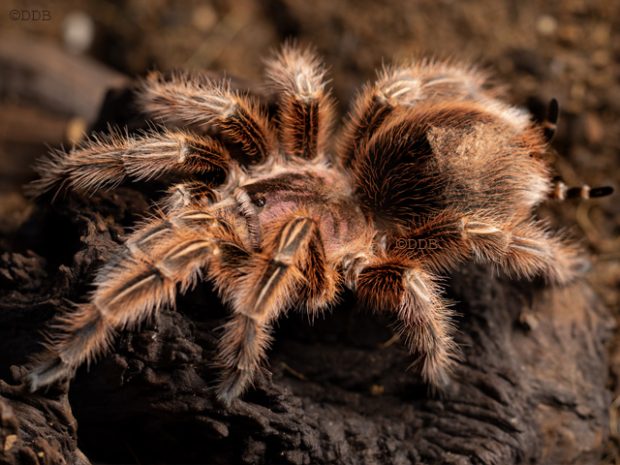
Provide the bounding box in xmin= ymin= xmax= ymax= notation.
xmin=352 ymin=259 xmax=457 ymax=388
xmin=215 ymin=215 xmax=336 ymax=403
xmin=140 ymin=73 xmax=276 ymax=165
xmin=265 ymin=43 xmax=335 ymax=160
xmin=29 ymin=128 xmax=230 ymax=198
xmin=26 ymin=205 xmax=228 ymax=391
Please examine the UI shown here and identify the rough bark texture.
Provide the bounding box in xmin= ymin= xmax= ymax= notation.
xmin=0 ymin=88 xmax=613 ymax=464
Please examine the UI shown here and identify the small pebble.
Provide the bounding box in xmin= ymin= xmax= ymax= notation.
xmin=591 ymin=24 xmax=610 ymax=47
xmin=66 ymin=117 xmax=87 ymax=145
xmin=192 ymin=5 xmax=217 ymax=32
xmin=536 ymin=15 xmax=557 ymax=36
xmin=519 ymin=312 xmax=539 ymax=331
xmin=569 ymin=82 xmax=586 ymax=106
xmin=370 ymin=384 xmax=385 ymax=396
xmin=558 ymin=24 xmax=580 ymax=45
xmin=583 ymin=113 xmax=604 ymax=145
xmin=591 ymin=50 xmax=610 ymax=68
xmin=62 ymin=11 xmax=95 ymax=54
xmin=3 ymin=434 xmax=17 ymax=452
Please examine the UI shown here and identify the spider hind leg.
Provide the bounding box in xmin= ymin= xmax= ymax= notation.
xmin=353 ymin=259 xmax=457 ymax=389
xmin=462 ymin=217 xmax=587 ymax=285
xmin=26 ymin=206 xmax=221 ymax=391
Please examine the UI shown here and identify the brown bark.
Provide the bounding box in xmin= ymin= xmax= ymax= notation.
xmin=0 ymin=33 xmax=127 ymax=123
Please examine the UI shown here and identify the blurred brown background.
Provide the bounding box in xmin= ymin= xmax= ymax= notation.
xmin=0 ymin=0 xmax=618 ymax=461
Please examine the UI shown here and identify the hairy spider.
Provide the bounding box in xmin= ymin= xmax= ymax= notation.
xmin=26 ymin=44 xmax=612 ymax=404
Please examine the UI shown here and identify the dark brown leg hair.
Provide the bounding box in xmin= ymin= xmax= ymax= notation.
xmin=338 ymin=77 xmax=407 ymax=168
xmin=215 ymin=216 xmax=333 ymax=403
xmin=28 ymin=129 xmax=230 ymax=198
xmin=26 ymin=205 xmax=227 ymax=391
xmin=162 ymin=181 xmax=219 ymax=211
xmin=459 ymin=216 xmax=586 ymax=284
xmin=297 ymin=225 xmax=339 ymax=315
xmin=352 ymin=258 xmax=456 ymax=388
xmin=265 ymin=43 xmax=335 ymax=160
xmin=140 ymin=72 xmax=276 ymax=165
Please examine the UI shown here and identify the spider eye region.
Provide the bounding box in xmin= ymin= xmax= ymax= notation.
xmin=251 ymin=195 xmax=266 ymax=207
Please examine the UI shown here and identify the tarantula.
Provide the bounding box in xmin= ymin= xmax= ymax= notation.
xmin=26 ymin=44 xmax=612 ymax=404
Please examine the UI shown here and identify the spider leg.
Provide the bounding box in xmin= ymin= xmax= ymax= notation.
xmin=388 ymin=210 xmax=472 ymax=273
xmin=265 ymin=43 xmax=335 ymax=160
xmin=26 ymin=205 xmax=228 ymax=391
xmin=297 ymin=224 xmax=339 ymax=315
xmin=549 ymin=177 xmax=614 ymax=200
xmin=543 ymin=101 xmax=613 ymax=197
xmin=162 ymin=181 xmax=219 ymax=211
xmin=216 ymin=216 xmax=330 ymax=403
xmin=140 ymin=72 xmax=276 ymax=165
xmin=460 ymin=217 xmax=586 ymax=284
xmin=496 ymin=222 xmax=586 ymax=285
xmin=29 ymin=128 xmax=230 ymax=198
xmin=352 ymin=258 xmax=456 ymax=388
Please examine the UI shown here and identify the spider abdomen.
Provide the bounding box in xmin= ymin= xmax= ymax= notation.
xmin=353 ymin=101 xmax=550 ymax=231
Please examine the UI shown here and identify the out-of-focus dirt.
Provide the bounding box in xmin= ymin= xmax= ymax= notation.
xmin=0 ymin=0 xmax=618 ymax=463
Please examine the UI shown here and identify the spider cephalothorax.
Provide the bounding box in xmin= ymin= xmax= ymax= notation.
xmin=26 ymin=44 xmax=612 ymax=403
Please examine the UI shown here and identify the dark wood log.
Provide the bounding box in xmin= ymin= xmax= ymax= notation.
xmin=0 ymin=33 xmax=129 ymax=196
xmin=0 ymin=33 xmax=128 ymax=123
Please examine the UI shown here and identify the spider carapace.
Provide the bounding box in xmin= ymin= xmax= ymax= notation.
xmin=26 ymin=44 xmax=612 ymax=403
